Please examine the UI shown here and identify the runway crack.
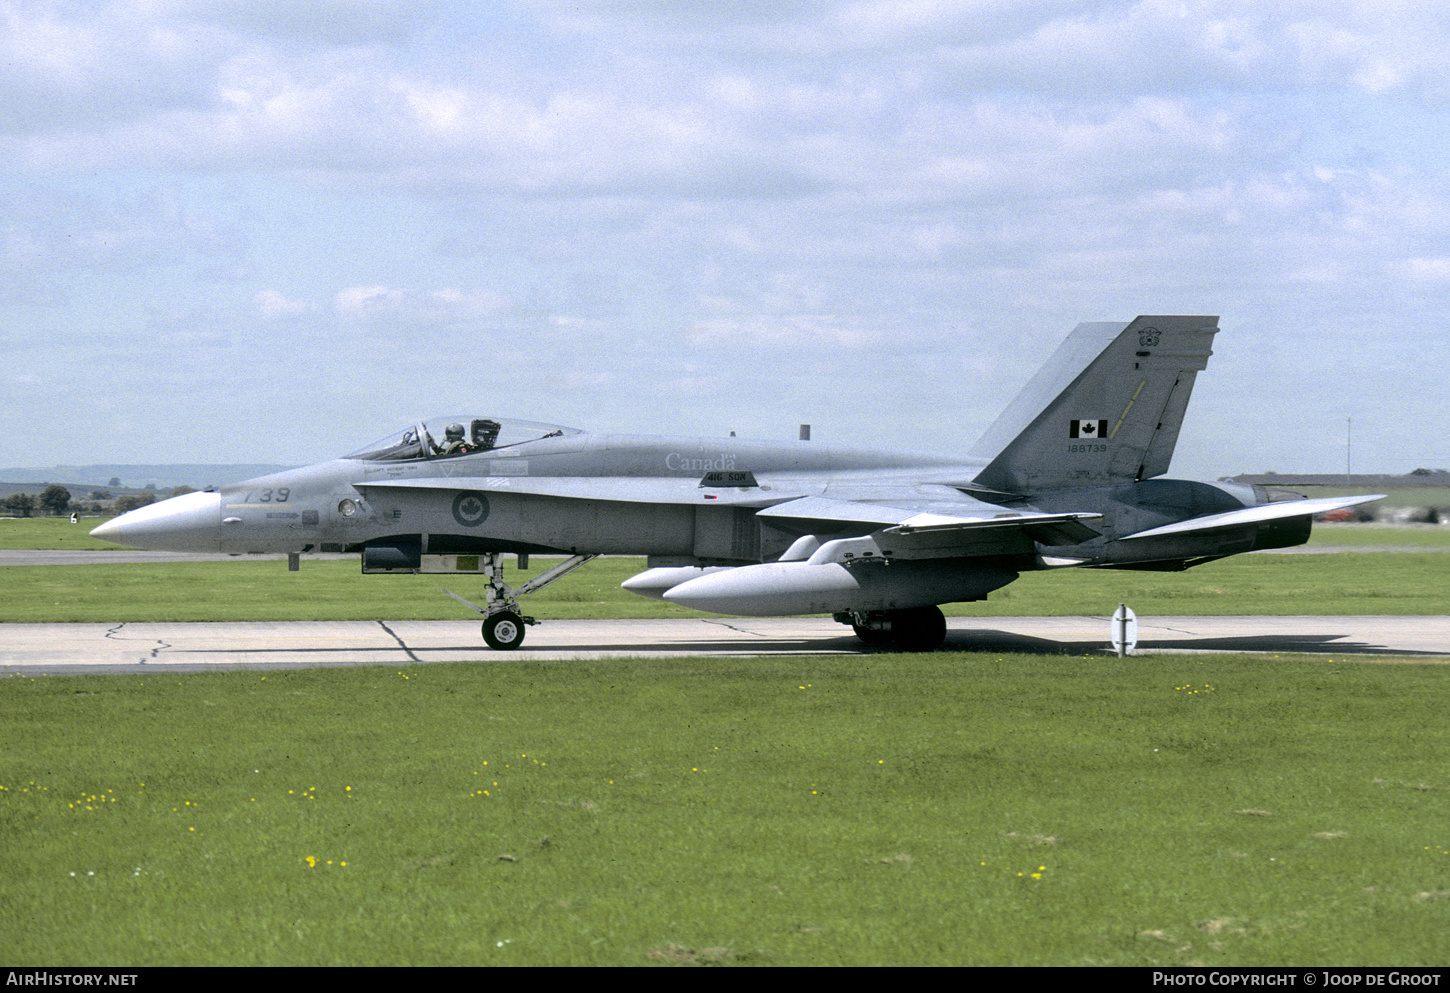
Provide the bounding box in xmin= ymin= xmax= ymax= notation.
xmin=377 ymin=621 xmax=423 ymax=663
xmin=102 ymin=622 xmax=168 ymax=663
xmin=699 ymin=618 xmax=771 ymax=639
xmin=1140 ymin=622 xmax=1205 ymax=637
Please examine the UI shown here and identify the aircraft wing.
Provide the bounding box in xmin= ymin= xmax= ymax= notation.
xmin=654 ymin=495 xmax=1103 ymax=617
xmin=1119 ymin=494 xmax=1385 ymax=540
xmin=758 ymin=495 xmax=1102 ymax=554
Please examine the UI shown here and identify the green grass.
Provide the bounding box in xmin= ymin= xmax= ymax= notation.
xmin=1309 ymin=523 xmax=1450 ymax=547
xmin=4 ymin=517 xmax=1448 ymax=621
xmin=4 ymin=518 xmax=1448 ymax=965
xmin=3 ymin=550 xmax=1449 ymax=623
xmin=1325 ymin=487 xmax=1450 ymax=509
xmin=3 ymin=653 xmax=1448 ymax=966
xmin=0 ymin=557 xmax=695 ymax=623
xmin=0 ymin=517 xmax=120 ymax=550
xmin=954 ymin=551 xmax=1450 ymax=617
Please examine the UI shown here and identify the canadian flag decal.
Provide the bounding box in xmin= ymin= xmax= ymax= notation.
xmin=1070 ymin=419 xmax=1108 ymax=439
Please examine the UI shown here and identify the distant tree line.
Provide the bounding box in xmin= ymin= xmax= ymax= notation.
xmin=1 ymin=484 xmax=196 ymax=518
xmin=1 ymin=493 xmax=37 ymax=517
xmin=112 ymin=492 xmax=159 ymax=513
xmin=2 ymin=485 xmax=75 ymax=517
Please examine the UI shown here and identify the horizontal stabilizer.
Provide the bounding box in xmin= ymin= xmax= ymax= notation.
xmin=1119 ymin=494 xmax=1384 ymax=540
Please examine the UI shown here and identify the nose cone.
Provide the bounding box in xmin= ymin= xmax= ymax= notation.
xmin=91 ymin=490 xmax=223 ymax=552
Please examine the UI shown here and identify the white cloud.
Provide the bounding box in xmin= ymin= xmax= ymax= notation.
xmin=428 ymin=287 xmax=510 ymax=313
xmin=334 ymin=285 xmax=403 ymax=313
xmin=688 ymin=314 xmax=880 ymax=350
xmin=254 ymin=289 xmax=310 ymax=318
xmin=1405 ymin=257 xmax=1450 ymax=282
xmin=3 ymin=1 xmax=1450 ymax=473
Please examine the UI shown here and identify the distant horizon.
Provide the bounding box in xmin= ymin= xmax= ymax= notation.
xmin=0 ymin=463 xmax=295 ymax=491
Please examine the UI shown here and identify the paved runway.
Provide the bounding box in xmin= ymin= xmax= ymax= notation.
xmin=2 ymin=615 xmax=1447 ymax=675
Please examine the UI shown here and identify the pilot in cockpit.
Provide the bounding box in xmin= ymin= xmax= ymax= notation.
xmin=471 ymin=419 xmax=501 ymax=451
xmin=439 ymin=423 xmax=470 ymax=456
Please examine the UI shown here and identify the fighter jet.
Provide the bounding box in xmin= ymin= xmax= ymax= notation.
xmin=91 ymin=315 xmax=1379 ymax=651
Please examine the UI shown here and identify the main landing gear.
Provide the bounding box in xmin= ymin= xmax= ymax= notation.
xmin=444 ymin=553 xmax=596 ymax=650
xmin=837 ymin=605 xmax=948 ymax=652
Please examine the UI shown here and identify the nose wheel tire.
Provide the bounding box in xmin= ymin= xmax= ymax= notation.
xmin=482 ymin=611 xmax=526 ymax=650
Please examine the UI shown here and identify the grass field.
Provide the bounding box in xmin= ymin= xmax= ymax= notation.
xmin=5 ymin=548 xmax=1450 ymax=623
xmin=0 ymin=517 xmax=121 ymax=550
xmin=1310 ymin=522 xmax=1450 ymax=546
xmin=3 ymin=652 xmax=1448 ymax=966
xmin=3 ymin=518 xmax=1448 ymax=966
xmin=3 ymin=516 xmax=1449 ymax=623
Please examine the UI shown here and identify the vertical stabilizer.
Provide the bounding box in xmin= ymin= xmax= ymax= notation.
xmin=970 ymin=316 xmax=1219 ymax=493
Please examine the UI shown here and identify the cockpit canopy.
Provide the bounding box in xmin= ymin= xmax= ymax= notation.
xmin=347 ymin=416 xmax=582 ymax=462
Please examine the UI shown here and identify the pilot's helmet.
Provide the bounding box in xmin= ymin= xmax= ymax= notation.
xmin=445 ymin=423 xmax=465 ymax=442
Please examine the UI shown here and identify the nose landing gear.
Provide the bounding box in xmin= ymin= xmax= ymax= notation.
xmin=444 ymin=552 xmax=596 ymax=650
xmin=482 ymin=610 xmax=527 ymax=650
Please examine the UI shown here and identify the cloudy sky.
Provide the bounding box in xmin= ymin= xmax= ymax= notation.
xmin=5 ymin=0 xmax=1450 ymax=480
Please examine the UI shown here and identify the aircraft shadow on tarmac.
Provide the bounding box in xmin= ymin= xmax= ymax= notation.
xmin=10 ymin=628 xmax=1435 ymax=678
xmin=942 ymin=630 xmax=1434 ymax=657
xmin=174 ymin=630 xmax=1432 ymax=660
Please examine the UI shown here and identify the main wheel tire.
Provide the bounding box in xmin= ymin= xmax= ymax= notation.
xmin=482 ymin=611 xmax=526 ymax=650
xmin=853 ymin=621 xmax=895 ymax=646
xmin=892 ymin=605 xmax=946 ymax=652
